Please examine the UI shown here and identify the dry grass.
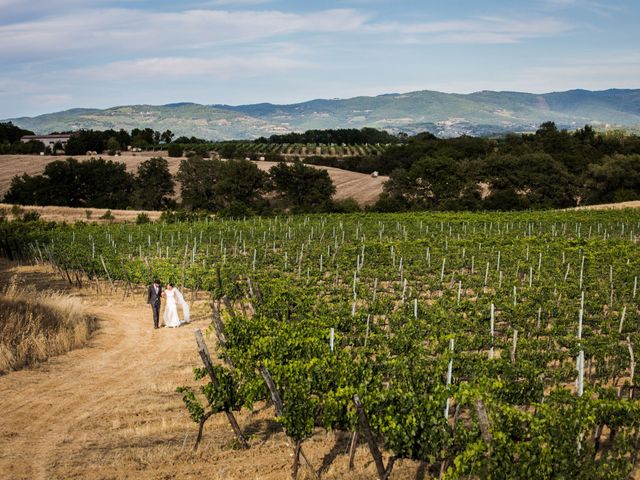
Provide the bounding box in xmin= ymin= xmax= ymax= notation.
xmin=573 ymin=200 xmax=640 ymax=210
xmin=0 ymin=203 xmax=163 ymax=223
xmin=0 ymin=280 xmax=97 ymax=373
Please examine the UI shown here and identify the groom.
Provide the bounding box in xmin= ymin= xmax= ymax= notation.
xmin=147 ymin=279 xmax=162 ymax=329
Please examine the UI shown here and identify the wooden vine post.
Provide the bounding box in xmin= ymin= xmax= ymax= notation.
xmin=193 ymin=329 xmax=248 ymax=449
xmin=258 ymin=365 xmax=318 ymax=480
xmin=474 ymin=398 xmax=493 ymax=478
xmin=353 ymin=394 xmax=396 ymax=480
xmin=100 ymin=255 xmax=115 ymax=292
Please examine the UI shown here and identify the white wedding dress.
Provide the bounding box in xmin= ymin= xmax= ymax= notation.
xmin=163 ymin=288 xmax=190 ymax=327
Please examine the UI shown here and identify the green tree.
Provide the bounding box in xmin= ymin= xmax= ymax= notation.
xmin=106 ymin=136 xmax=120 ymax=154
xmin=3 ymin=174 xmax=48 ymax=205
xmin=4 ymin=157 xmax=134 ymax=208
xmin=269 ymin=161 xmax=335 ymax=211
xmin=582 ymin=154 xmax=640 ymax=204
xmin=177 ymin=157 xmax=267 ymax=212
xmin=0 ymin=122 xmax=34 ymax=143
xmin=167 ymin=144 xmax=183 ymax=157
xmin=132 ymin=157 xmax=176 ymax=210
xmin=176 ymin=156 xmax=219 ymax=210
xmin=215 ymin=159 xmax=268 ymax=211
xmin=482 ymin=152 xmax=577 ymax=210
xmin=381 ymin=155 xmax=470 ymax=210
xmin=161 ymin=130 xmax=174 ymax=144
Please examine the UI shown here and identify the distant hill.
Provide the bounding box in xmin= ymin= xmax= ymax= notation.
xmin=5 ymin=88 xmax=640 ymax=140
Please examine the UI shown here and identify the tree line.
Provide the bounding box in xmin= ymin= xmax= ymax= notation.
xmin=4 ymin=122 xmax=640 ymax=211
xmin=0 ymin=122 xmax=44 ymax=154
xmin=371 ymin=123 xmax=640 ymax=210
xmin=253 ymin=127 xmax=399 ymax=145
xmin=295 ymin=123 xmax=640 ymax=210
xmin=3 ymin=156 xmax=339 ymax=216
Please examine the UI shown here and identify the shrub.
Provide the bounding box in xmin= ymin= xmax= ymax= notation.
xmin=328 ymin=198 xmax=362 ymax=213
xmin=219 ymin=201 xmax=255 ymax=219
xmin=11 ymin=205 xmax=24 ymax=217
xmin=136 ymin=212 xmax=151 ymax=224
xmin=22 ymin=211 xmax=41 ymax=222
xmin=100 ymin=210 xmax=115 ymax=221
xmin=168 ymin=144 xmax=184 ymax=157
xmin=159 ymin=210 xmax=213 ymax=223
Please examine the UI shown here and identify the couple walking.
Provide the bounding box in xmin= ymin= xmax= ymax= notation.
xmin=147 ymin=280 xmax=190 ymax=329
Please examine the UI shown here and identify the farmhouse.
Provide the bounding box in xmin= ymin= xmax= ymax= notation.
xmin=20 ymin=133 xmax=73 ymax=148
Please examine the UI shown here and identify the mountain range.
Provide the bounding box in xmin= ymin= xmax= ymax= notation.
xmin=5 ymin=88 xmax=640 ymax=140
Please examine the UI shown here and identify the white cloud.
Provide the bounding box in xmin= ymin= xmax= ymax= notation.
xmin=32 ymin=93 xmax=74 ymax=105
xmin=542 ymin=0 xmax=624 ymax=17
xmin=70 ymin=55 xmax=310 ymax=80
xmin=365 ymin=16 xmax=571 ymax=44
xmin=0 ymin=7 xmax=369 ymax=62
xmin=204 ymin=0 xmax=273 ymax=5
xmin=0 ymin=4 xmax=570 ymax=65
xmin=520 ymin=55 xmax=640 ymax=91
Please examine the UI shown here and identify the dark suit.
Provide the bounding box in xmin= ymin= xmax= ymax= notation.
xmin=147 ymin=283 xmax=162 ymax=329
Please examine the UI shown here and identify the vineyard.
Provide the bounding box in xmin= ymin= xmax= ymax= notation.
xmin=2 ymin=210 xmax=639 ymax=479
xmin=215 ymin=142 xmax=388 ymax=157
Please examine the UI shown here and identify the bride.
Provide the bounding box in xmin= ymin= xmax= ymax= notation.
xmin=163 ymin=283 xmax=190 ymax=328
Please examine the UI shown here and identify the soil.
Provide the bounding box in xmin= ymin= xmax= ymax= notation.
xmin=0 ymin=259 xmax=425 ymax=480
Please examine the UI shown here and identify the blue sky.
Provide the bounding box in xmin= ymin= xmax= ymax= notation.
xmin=1 ymin=0 xmax=638 ymax=117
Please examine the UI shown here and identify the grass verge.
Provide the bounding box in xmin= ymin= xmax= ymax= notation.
xmin=0 ymin=282 xmax=97 ymax=374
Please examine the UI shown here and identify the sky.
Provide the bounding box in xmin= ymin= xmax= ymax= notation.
xmin=1 ymin=0 xmax=638 ymax=118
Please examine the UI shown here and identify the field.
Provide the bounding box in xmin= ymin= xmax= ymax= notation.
xmin=0 ymin=153 xmax=387 ymax=206
xmin=0 ymin=203 xmax=164 ymax=223
xmin=218 ymin=142 xmax=389 ymax=157
xmin=0 ymin=261 xmax=422 ymax=480
xmin=1 ymin=209 xmax=639 ymax=479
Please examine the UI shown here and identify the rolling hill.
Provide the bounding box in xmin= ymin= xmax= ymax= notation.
xmin=5 ymin=88 xmax=640 ymax=140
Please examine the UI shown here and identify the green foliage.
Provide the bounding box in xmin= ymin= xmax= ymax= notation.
xmin=0 ymin=122 xmax=34 ymax=143
xmin=160 ymin=129 xmax=174 ymax=144
xmin=382 ymin=155 xmax=473 ymax=211
xmin=367 ymin=124 xmax=640 ymax=210
xmin=135 ymin=212 xmax=151 ymax=224
xmin=132 ymin=157 xmax=176 ymax=210
xmin=106 ymin=136 xmax=120 ymax=155
xmin=2 ymin=199 xmax=640 ymax=478
xmin=176 ymin=386 xmax=205 ymax=422
xmin=65 ymin=130 xmax=120 ymax=155
xmin=177 ymin=157 xmax=267 ymax=212
xmin=21 ymin=210 xmax=40 ymax=222
xmin=158 ymin=210 xmax=212 ymax=223
xmin=3 ymin=157 xmax=134 ymax=209
xmin=0 ymin=123 xmax=43 ymax=154
xmin=269 ymin=161 xmax=336 ymax=211
xmin=327 ymin=198 xmax=362 ymax=213
xmin=11 ymin=204 xmax=24 ymax=217
xmin=256 ymin=127 xmax=399 ymax=145
xmin=100 ymin=210 xmax=114 ymax=220
xmin=167 ymin=143 xmax=183 ymax=157
xmin=583 ymin=154 xmax=640 ymax=205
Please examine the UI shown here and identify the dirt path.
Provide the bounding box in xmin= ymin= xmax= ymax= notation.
xmin=0 ymin=260 xmax=423 ymax=480
xmin=0 ymin=260 xmax=207 ymax=479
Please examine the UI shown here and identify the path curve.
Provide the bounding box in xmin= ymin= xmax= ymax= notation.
xmin=0 ymin=261 xmax=210 ymax=479
xmin=0 ymin=260 xmax=421 ymax=479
